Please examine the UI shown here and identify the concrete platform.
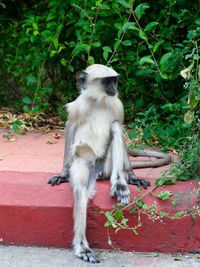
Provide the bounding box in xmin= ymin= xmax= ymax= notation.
xmin=1 ymin=245 xmax=200 ymax=267
xmin=0 ymin=129 xmax=200 ymax=253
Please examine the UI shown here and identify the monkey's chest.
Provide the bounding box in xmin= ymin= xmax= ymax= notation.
xmin=74 ymin=115 xmax=111 ymax=159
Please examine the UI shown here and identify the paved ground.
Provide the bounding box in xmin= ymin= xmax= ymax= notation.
xmin=0 ymin=245 xmax=200 ymax=267
xmin=0 ymin=129 xmax=200 ymax=266
xmin=0 ymin=128 xmax=171 ymax=176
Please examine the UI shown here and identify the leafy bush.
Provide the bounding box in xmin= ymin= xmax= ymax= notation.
xmin=0 ymin=0 xmax=199 ymax=153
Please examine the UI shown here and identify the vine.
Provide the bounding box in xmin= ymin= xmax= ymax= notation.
xmin=100 ymin=183 xmax=200 ymax=246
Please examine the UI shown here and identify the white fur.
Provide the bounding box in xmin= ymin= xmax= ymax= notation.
xmin=67 ymin=64 xmax=128 ymax=262
xmin=85 ymin=64 xmax=119 ymax=80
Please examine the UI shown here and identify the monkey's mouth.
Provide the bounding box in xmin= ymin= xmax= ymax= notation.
xmin=106 ymin=89 xmax=117 ymax=96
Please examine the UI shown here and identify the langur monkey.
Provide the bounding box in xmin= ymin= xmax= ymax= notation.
xmin=48 ymin=64 xmax=170 ymax=263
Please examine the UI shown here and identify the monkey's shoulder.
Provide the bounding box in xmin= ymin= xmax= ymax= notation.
xmin=66 ymin=95 xmax=123 ymax=123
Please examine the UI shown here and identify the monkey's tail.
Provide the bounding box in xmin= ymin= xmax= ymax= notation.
xmin=128 ymin=149 xmax=172 ymax=169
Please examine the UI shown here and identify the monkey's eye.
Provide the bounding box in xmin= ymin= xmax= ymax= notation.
xmin=113 ymin=77 xmax=117 ymax=83
xmin=105 ymin=78 xmax=110 ymax=84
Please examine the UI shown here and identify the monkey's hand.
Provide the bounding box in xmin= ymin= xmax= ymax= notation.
xmin=128 ymin=177 xmax=151 ymax=189
xmin=47 ymin=173 xmax=69 ymax=186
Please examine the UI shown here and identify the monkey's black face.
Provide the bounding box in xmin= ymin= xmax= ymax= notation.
xmin=102 ymin=76 xmax=118 ymax=96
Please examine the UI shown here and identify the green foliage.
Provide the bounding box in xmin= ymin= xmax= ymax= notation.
xmin=100 ymin=185 xmax=200 ymax=247
xmin=0 ymin=0 xmax=199 ymax=117
xmin=0 ymin=0 xmax=199 ymax=178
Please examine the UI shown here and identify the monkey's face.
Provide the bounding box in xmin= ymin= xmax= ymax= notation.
xmin=101 ymin=76 xmax=118 ymax=97
xmin=77 ymin=64 xmax=119 ymax=98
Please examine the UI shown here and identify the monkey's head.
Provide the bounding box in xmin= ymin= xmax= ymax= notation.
xmin=77 ymin=64 xmax=119 ymax=98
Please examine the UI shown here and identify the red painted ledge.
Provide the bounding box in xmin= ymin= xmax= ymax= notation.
xmin=0 ymin=171 xmax=200 ymax=253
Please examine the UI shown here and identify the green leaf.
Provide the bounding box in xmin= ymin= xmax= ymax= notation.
xmin=195 ymin=18 xmax=200 ymax=25
xmin=67 ymin=65 xmax=74 ymax=72
xmin=122 ymin=22 xmax=139 ymax=31
xmin=116 ymin=0 xmax=131 ymax=9
xmin=157 ymin=190 xmax=172 ymax=200
xmin=53 ymin=37 xmax=59 ymax=49
xmin=114 ymin=41 xmax=120 ymax=51
xmin=23 ymin=97 xmax=32 ymax=104
xmin=159 ymin=212 xmax=168 ymax=216
xmin=139 ymin=56 xmax=155 ymax=65
xmin=7 ymin=131 xmax=12 ymax=136
xmin=108 ymin=238 xmax=112 ymax=245
xmin=0 ymin=3 xmax=6 ymax=8
xmin=103 ymin=46 xmax=112 ymax=53
xmin=145 ymin=22 xmax=159 ymax=31
xmin=122 ymin=40 xmax=132 ymax=46
xmin=88 ymin=56 xmax=95 ymax=65
xmin=153 ymin=40 xmax=164 ymax=53
xmin=92 ymin=42 xmax=101 ymax=47
xmin=135 ymin=3 xmax=150 ymax=20
xmin=44 ymin=87 xmax=53 ymax=93
xmin=129 ymin=208 xmax=135 ymax=214
xmin=57 ymin=24 xmax=63 ymax=34
xmin=61 ymin=58 xmax=67 ymax=66
xmin=104 ymin=221 xmax=111 ymax=227
xmin=191 ymin=214 xmax=196 ymax=220
xmin=174 ymin=258 xmax=182 ymax=261
xmin=32 ymin=105 xmax=40 ymax=114
xmin=114 ymin=210 xmax=123 ymax=219
xmin=50 ymin=50 xmax=57 ymax=57
xmin=137 ymin=199 xmax=144 ymax=208
xmin=58 ymin=45 xmax=65 ymax=54
xmin=121 ymin=218 xmax=128 ymax=225
xmin=189 ymin=91 xmax=199 ymax=109
xmin=33 ymin=31 xmax=39 ymax=36
xmin=32 ymin=22 xmax=38 ymax=31
xmin=103 ymin=51 xmax=108 ymax=61
xmin=23 ymin=106 xmax=30 ymax=113
xmin=12 ymin=123 xmax=19 ymax=133
xmin=72 ymin=43 xmax=89 ymax=56
xmin=160 ymin=52 xmax=172 ymax=67
xmin=175 ymin=211 xmax=186 ymax=217
xmin=171 ymin=200 xmax=177 ymax=206
xmin=139 ymin=30 xmax=148 ymax=41
xmin=161 ymin=103 xmax=172 ymax=109
xmin=129 ymin=131 xmax=137 ymax=141
xmin=26 ymin=75 xmax=37 ymax=85
xmin=149 ymin=253 xmax=158 ymax=257
xmin=14 ymin=120 xmax=23 ymax=126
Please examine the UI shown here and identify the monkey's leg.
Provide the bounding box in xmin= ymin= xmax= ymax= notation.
xmin=70 ymin=158 xmax=100 ymax=263
xmin=109 ymin=121 xmax=130 ymax=205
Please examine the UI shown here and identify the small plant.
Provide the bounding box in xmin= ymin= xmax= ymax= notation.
xmin=100 ymin=185 xmax=200 ymax=246
xmin=2 ymin=130 xmax=16 ymax=141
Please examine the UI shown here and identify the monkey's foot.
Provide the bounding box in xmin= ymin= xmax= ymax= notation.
xmin=110 ymin=183 xmax=130 ymax=205
xmin=128 ymin=177 xmax=151 ymax=189
xmin=47 ymin=174 xmax=69 ymax=186
xmin=75 ymin=244 xmax=100 ymax=263
xmin=77 ymin=251 xmax=100 ymax=263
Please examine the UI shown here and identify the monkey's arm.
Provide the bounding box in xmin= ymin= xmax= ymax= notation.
xmin=48 ymin=121 xmax=75 ymax=186
xmin=122 ymin=137 xmax=151 ymax=189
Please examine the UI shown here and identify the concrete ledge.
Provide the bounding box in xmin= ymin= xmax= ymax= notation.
xmin=0 ymin=171 xmax=200 ymax=253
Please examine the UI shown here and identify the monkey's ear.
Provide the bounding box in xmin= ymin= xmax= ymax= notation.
xmin=77 ymin=71 xmax=88 ymax=90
